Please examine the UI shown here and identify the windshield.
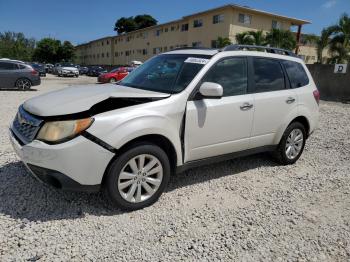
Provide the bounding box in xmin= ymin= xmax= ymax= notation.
xmin=119 ymin=54 xmax=211 ymax=94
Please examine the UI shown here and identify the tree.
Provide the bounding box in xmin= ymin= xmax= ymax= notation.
xmin=236 ymin=31 xmax=256 ymax=45
xmin=32 ymin=38 xmax=75 ymax=63
xmin=305 ymin=30 xmax=332 ymax=64
xmin=328 ymin=13 xmax=350 ymax=63
xmin=215 ymin=37 xmax=231 ymax=48
xmin=59 ymin=41 xmax=75 ymax=61
xmin=235 ymin=30 xmax=266 ymax=46
xmin=265 ymin=29 xmax=297 ymax=50
xmin=134 ymin=15 xmax=158 ymax=29
xmin=114 ymin=14 xmax=158 ymax=34
xmin=32 ymin=38 xmax=61 ymax=63
xmin=114 ymin=17 xmax=138 ymax=34
xmin=0 ymin=31 xmax=35 ymax=61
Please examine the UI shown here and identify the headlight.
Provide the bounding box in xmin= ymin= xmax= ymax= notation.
xmin=37 ymin=118 xmax=94 ymax=143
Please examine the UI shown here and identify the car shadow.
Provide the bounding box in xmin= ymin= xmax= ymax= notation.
xmin=0 ymin=88 xmax=38 ymax=91
xmin=0 ymin=153 xmax=276 ymax=222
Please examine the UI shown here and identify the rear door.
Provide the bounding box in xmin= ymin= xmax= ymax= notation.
xmin=249 ymin=57 xmax=298 ymax=148
xmin=184 ymin=57 xmax=254 ymax=162
xmin=0 ymin=62 xmax=18 ymax=88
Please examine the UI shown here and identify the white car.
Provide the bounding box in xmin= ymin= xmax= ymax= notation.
xmin=9 ymin=45 xmax=320 ymax=210
xmin=54 ymin=63 xmax=79 ymax=77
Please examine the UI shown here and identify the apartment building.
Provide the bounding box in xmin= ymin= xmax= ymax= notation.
xmin=76 ymin=4 xmax=313 ymax=66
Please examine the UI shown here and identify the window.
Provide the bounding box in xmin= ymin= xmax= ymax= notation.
xmin=181 ymin=24 xmax=189 ymax=31
xmin=171 ymin=26 xmax=175 ymax=31
xmin=202 ymin=57 xmax=247 ymax=96
xmin=115 ymin=52 xmax=118 ymax=57
xmin=165 ymin=28 xmax=168 ymax=32
xmin=142 ymin=49 xmax=148 ymax=55
xmin=272 ymin=20 xmax=282 ymax=29
xmin=101 ymin=41 xmax=104 ymax=46
xmin=192 ymin=41 xmax=202 ymax=47
xmin=120 ymin=54 xmax=211 ymax=94
xmin=282 ymin=60 xmax=309 ymax=88
xmin=0 ymin=62 xmax=17 ymax=70
xmin=153 ymin=47 xmax=162 ymax=54
xmin=211 ymin=40 xmax=219 ymax=48
xmin=106 ymin=52 xmax=109 ymax=57
xmin=238 ymin=13 xmax=252 ymax=24
xmin=213 ymin=14 xmax=224 ymax=24
xmin=101 ymin=53 xmax=104 ymax=58
xmin=155 ymin=29 xmax=161 ymax=36
xmin=193 ymin=19 xmax=203 ymax=28
xmin=253 ymin=58 xmax=285 ymax=92
xmin=106 ymin=40 xmax=109 ymax=45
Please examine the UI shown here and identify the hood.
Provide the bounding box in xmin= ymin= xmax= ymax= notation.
xmin=62 ymin=67 xmax=78 ymax=71
xmin=23 ymin=84 xmax=170 ymax=117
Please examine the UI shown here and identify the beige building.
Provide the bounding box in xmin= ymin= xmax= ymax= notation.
xmin=76 ymin=4 xmax=316 ymax=66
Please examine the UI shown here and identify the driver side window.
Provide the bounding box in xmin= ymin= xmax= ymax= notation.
xmin=202 ymin=57 xmax=247 ymax=97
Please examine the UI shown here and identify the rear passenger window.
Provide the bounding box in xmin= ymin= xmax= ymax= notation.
xmin=0 ymin=62 xmax=17 ymax=70
xmin=202 ymin=57 xmax=247 ymax=96
xmin=253 ymin=58 xmax=285 ymax=93
xmin=282 ymin=60 xmax=309 ymax=88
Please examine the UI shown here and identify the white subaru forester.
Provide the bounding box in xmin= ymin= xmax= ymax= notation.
xmin=9 ymin=45 xmax=320 ymax=210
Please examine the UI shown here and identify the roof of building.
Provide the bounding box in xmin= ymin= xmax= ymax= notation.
xmin=184 ymin=4 xmax=311 ymax=25
xmin=75 ymin=4 xmax=310 ymax=47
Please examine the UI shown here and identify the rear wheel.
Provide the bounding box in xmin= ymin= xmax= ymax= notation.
xmin=104 ymin=143 xmax=170 ymax=210
xmin=15 ymin=78 xmax=32 ymax=90
xmin=274 ymin=122 xmax=306 ymax=165
xmin=109 ymin=78 xmax=117 ymax=83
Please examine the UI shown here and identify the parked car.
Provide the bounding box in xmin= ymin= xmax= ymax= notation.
xmin=30 ymin=63 xmax=46 ymax=77
xmin=45 ymin=64 xmax=54 ymax=73
xmin=0 ymin=60 xmax=40 ymax=90
xmin=97 ymin=67 xmax=134 ymax=83
xmin=55 ymin=62 xmax=79 ymax=77
xmin=9 ymin=45 xmax=320 ymax=210
xmin=78 ymin=66 xmax=89 ymax=75
xmin=87 ymin=66 xmax=107 ymax=77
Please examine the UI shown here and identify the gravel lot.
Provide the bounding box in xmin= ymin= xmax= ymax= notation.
xmin=0 ymin=75 xmax=349 ymax=261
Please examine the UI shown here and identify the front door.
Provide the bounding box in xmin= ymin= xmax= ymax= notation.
xmin=184 ymin=57 xmax=254 ymax=162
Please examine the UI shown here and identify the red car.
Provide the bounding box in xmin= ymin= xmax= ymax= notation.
xmin=98 ymin=67 xmax=134 ymax=83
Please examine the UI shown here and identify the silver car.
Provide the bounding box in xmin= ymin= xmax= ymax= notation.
xmin=0 ymin=60 xmax=41 ymax=90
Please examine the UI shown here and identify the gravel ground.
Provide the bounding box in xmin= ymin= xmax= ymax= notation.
xmin=0 ymin=75 xmax=349 ymax=261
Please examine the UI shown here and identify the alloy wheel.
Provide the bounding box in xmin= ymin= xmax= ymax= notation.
xmin=17 ymin=79 xmax=31 ymax=90
xmin=285 ymin=128 xmax=304 ymax=160
xmin=117 ymin=154 xmax=163 ymax=203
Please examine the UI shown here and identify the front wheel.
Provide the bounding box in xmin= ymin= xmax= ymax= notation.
xmin=109 ymin=78 xmax=116 ymax=83
xmin=273 ymin=122 xmax=306 ymax=165
xmin=104 ymin=143 xmax=171 ymax=210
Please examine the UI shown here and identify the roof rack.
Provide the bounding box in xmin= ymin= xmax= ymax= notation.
xmin=222 ymin=45 xmax=298 ymax=57
xmin=172 ymin=47 xmax=217 ymax=51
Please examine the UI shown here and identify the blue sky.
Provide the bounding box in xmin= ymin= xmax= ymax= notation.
xmin=0 ymin=0 xmax=348 ymax=45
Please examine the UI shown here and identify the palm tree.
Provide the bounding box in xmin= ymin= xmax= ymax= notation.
xmin=235 ymin=31 xmax=256 ymax=45
xmin=215 ymin=37 xmax=231 ymax=48
xmin=317 ymin=29 xmax=332 ymax=64
xmin=265 ymin=29 xmax=297 ymax=50
xmin=328 ymin=13 xmax=350 ymax=63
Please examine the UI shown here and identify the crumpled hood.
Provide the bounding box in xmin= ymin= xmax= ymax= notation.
xmin=23 ymin=84 xmax=170 ymax=117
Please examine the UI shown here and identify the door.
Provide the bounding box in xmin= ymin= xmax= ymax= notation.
xmin=0 ymin=62 xmax=18 ymax=88
xmin=184 ymin=57 xmax=254 ymax=162
xmin=249 ymin=57 xmax=298 ymax=147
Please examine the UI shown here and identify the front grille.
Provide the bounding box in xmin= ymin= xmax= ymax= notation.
xmin=11 ymin=106 xmax=43 ymax=145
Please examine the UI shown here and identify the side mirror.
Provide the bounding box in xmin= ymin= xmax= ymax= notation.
xmin=199 ymin=82 xmax=223 ymax=99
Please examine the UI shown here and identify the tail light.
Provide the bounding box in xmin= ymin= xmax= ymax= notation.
xmin=313 ymin=89 xmax=320 ymax=105
xmin=31 ymin=70 xmax=39 ymax=76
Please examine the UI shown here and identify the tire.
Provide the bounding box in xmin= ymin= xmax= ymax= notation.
xmin=109 ymin=78 xmax=117 ymax=83
xmin=273 ymin=122 xmax=306 ymax=165
xmin=15 ymin=78 xmax=32 ymax=90
xmin=104 ymin=143 xmax=171 ymax=210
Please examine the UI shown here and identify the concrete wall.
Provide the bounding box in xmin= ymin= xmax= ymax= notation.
xmin=307 ymin=64 xmax=350 ymax=101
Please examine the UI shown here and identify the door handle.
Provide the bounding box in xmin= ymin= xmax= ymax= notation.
xmin=240 ymin=102 xmax=253 ymax=111
xmin=286 ymin=97 xmax=296 ymax=104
